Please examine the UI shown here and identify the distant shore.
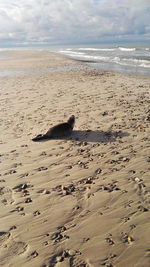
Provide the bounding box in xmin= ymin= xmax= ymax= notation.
xmin=0 ymin=50 xmax=150 ymax=267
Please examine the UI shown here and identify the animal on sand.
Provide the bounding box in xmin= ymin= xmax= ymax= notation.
xmin=32 ymin=115 xmax=75 ymax=141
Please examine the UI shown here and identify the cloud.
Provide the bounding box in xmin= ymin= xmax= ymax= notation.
xmin=0 ymin=0 xmax=150 ymax=45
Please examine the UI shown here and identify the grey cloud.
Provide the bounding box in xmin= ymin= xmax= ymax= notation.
xmin=0 ymin=0 xmax=149 ymax=45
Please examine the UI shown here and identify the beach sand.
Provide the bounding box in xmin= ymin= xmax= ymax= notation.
xmin=0 ymin=50 xmax=150 ymax=267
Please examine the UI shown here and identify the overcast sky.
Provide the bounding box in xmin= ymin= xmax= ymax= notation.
xmin=0 ymin=0 xmax=150 ymax=46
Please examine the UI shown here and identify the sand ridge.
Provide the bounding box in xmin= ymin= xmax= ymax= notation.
xmin=0 ymin=51 xmax=150 ymax=267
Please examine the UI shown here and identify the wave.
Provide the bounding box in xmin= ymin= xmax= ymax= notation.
xmin=118 ymin=47 xmax=136 ymax=52
xmin=59 ymin=50 xmax=85 ymax=55
xmin=122 ymin=58 xmax=150 ymax=67
xmin=58 ymin=48 xmax=150 ymax=70
xmin=78 ymin=48 xmax=116 ymax=51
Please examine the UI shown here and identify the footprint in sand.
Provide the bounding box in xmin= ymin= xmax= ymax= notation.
xmin=0 ymin=187 xmax=15 ymax=205
xmin=99 ymin=254 xmax=117 ymax=266
xmin=19 ymin=172 xmax=29 ymax=178
xmin=45 ymin=249 xmax=87 ymax=267
xmin=51 ymin=226 xmax=69 ymax=244
xmin=35 ymin=166 xmax=48 ymax=172
xmin=0 ymin=231 xmax=11 ymax=246
xmin=0 ymin=234 xmax=28 ymax=265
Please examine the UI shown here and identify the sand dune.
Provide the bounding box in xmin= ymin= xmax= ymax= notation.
xmin=0 ymin=51 xmax=150 ymax=267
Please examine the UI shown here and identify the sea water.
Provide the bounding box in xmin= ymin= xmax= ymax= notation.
xmin=56 ymin=43 xmax=150 ymax=76
xmin=0 ymin=42 xmax=150 ymax=76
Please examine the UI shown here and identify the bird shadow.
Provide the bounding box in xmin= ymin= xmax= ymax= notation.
xmin=33 ymin=130 xmax=129 ymax=143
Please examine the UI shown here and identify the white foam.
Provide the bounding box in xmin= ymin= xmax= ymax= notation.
xmin=123 ymin=57 xmax=150 ymax=64
xmin=78 ymin=48 xmax=115 ymax=51
xmin=139 ymin=63 xmax=150 ymax=68
xmin=118 ymin=47 xmax=136 ymax=52
xmin=58 ymin=47 xmax=150 ymax=71
xmin=59 ymin=50 xmax=85 ymax=55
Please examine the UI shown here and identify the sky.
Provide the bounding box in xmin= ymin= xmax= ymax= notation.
xmin=0 ymin=0 xmax=150 ymax=46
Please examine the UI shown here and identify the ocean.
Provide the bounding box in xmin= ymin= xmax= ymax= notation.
xmin=0 ymin=42 xmax=150 ymax=76
xmin=57 ymin=43 xmax=150 ymax=76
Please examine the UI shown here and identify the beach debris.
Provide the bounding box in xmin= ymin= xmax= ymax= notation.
xmin=134 ymin=177 xmax=142 ymax=183
xmin=24 ymin=197 xmax=32 ymax=203
xmin=128 ymin=170 xmax=136 ymax=174
xmin=127 ymin=236 xmax=134 ymax=244
xmin=66 ymin=165 xmax=73 ymax=169
xmin=37 ymin=189 xmax=50 ymax=194
xmin=62 ymin=184 xmax=75 ymax=195
xmin=42 ymin=189 xmax=50 ymax=194
xmin=102 ymin=111 xmax=108 ymax=116
xmin=111 ymin=151 xmax=119 ymax=155
xmin=122 ymin=157 xmax=130 ymax=162
xmin=121 ymin=232 xmax=134 ymax=244
xmin=30 ymin=250 xmax=38 ymax=258
xmin=10 ymin=206 xmax=24 ymax=213
xmin=33 ymin=210 xmax=41 ymax=216
xmin=78 ymin=176 xmax=94 ymax=185
xmin=94 ymin=168 xmax=102 ymax=175
xmin=13 ymin=183 xmax=31 ymax=192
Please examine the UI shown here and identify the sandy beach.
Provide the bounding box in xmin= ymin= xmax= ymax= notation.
xmin=0 ymin=50 xmax=150 ymax=267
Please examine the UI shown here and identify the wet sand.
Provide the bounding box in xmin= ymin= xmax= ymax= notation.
xmin=0 ymin=50 xmax=150 ymax=267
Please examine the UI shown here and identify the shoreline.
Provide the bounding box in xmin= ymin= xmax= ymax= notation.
xmin=0 ymin=50 xmax=150 ymax=267
xmin=0 ymin=48 xmax=150 ymax=77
